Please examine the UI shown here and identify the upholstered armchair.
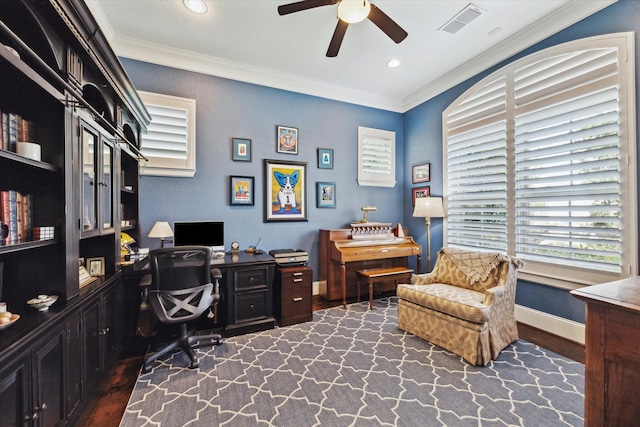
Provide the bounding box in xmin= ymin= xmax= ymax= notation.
xmin=396 ymin=247 xmax=523 ymax=366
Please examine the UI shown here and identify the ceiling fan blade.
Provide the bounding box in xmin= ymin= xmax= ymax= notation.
xmin=326 ymin=19 xmax=349 ymax=57
xmin=367 ymin=4 xmax=408 ymax=44
xmin=278 ymin=0 xmax=336 ymax=16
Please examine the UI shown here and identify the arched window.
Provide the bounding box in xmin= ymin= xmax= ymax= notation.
xmin=443 ymin=33 xmax=636 ymax=288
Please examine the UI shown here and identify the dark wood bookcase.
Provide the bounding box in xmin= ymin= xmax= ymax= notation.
xmin=0 ymin=1 xmax=149 ymax=424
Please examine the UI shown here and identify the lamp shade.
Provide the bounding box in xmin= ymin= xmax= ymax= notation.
xmin=413 ymin=197 xmax=444 ymax=218
xmin=148 ymin=221 xmax=174 ymax=239
xmin=338 ymin=0 xmax=371 ymax=23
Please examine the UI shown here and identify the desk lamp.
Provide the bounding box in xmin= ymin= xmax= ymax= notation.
xmin=413 ymin=197 xmax=444 ymax=272
xmin=148 ymin=221 xmax=174 ymax=248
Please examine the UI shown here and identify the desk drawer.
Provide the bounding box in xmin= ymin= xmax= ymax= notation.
xmin=233 ymin=268 xmax=269 ymax=292
xmin=234 ymin=290 xmax=269 ymax=323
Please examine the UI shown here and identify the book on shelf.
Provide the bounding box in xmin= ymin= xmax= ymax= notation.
xmin=0 ymin=112 xmax=36 ymax=153
xmin=1 ymin=189 xmax=35 ymax=245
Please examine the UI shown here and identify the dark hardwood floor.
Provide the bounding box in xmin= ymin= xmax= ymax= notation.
xmin=75 ymin=294 xmax=585 ymax=427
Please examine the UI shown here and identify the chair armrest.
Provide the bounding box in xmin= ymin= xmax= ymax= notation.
xmin=411 ymin=272 xmax=438 ymax=285
xmin=483 ymin=285 xmax=506 ymax=305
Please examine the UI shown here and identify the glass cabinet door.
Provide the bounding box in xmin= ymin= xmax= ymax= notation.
xmin=101 ymin=140 xmax=114 ymax=230
xmin=82 ymin=127 xmax=97 ymax=232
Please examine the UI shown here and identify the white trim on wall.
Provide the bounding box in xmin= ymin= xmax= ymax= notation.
xmin=515 ymin=304 xmax=585 ymax=345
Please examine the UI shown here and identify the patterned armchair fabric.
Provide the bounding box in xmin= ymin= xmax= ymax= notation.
xmin=397 ymin=247 xmax=522 ymax=366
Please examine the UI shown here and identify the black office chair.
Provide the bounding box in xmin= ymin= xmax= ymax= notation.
xmin=143 ymin=246 xmax=223 ymax=372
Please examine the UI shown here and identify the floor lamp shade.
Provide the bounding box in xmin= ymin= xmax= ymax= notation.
xmin=413 ymin=197 xmax=444 ymax=272
xmin=149 ymin=221 xmax=174 ymax=248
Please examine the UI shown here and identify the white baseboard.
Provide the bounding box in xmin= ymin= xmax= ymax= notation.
xmin=515 ymin=304 xmax=585 ymax=345
xmin=313 ymin=280 xmax=321 ymax=296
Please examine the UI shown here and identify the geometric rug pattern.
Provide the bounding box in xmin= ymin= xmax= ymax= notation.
xmin=120 ymin=297 xmax=584 ymax=427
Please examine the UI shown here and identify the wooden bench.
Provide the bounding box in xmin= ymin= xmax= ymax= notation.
xmin=356 ymin=267 xmax=414 ymax=310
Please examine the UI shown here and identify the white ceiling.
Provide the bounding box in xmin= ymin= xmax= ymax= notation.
xmin=87 ymin=0 xmax=614 ymax=112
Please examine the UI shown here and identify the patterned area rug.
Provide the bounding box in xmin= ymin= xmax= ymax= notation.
xmin=120 ymin=298 xmax=584 ymax=427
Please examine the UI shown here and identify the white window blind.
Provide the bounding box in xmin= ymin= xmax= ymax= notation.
xmin=357 ymin=126 xmax=396 ymax=187
xmin=446 ymin=75 xmax=508 ymax=251
xmin=138 ymin=91 xmax=196 ymax=177
xmin=443 ymin=34 xmax=636 ymax=288
xmin=514 ymin=48 xmax=621 ymax=273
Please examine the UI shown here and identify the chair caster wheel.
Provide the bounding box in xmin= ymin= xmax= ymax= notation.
xmin=189 ymin=361 xmax=199 ymax=369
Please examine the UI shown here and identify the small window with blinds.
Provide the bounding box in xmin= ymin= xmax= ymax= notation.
xmin=443 ymin=33 xmax=636 ymax=288
xmin=138 ymin=91 xmax=196 ymax=177
xmin=357 ymin=126 xmax=396 ymax=187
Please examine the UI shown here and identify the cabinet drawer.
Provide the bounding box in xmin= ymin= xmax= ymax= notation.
xmin=234 ymin=268 xmax=269 ymax=291
xmin=280 ymin=282 xmax=312 ymax=321
xmin=234 ymin=290 xmax=269 ymax=323
xmin=279 ymin=269 xmax=312 ymax=286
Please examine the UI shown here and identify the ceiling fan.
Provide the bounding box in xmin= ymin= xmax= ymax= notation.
xmin=277 ymin=0 xmax=408 ymax=57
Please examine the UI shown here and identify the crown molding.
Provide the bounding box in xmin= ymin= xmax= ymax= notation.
xmin=401 ymin=0 xmax=617 ymax=111
xmin=88 ymin=0 xmax=616 ymax=113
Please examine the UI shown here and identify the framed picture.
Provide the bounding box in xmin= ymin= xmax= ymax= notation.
xmin=264 ymin=159 xmax=308 ymax=222
xmin=412 ymin=162 xmax=430 ymax=183
xmin=232 ymin=138 xmax=252 ymax=162
xmin=317 ymin=148 xmax=334 ymax=169
xmin=87 ymin=257 xmax=105 ymax=276
xmin=412 ymin=186 xmax=430 ymax=205
xmin=277 ymin=125 xmax=298 ymax=154
xmin=230 ymin=175 xmax=255 ymax=205
xmin=317 ymin=182 xmax=336 ymax=208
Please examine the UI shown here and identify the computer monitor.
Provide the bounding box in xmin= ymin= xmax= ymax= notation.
xmin=173 ymin=221 xmax=224 ymax=252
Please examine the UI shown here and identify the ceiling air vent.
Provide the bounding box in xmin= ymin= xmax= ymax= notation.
xmin=439 ymin=3 xmax=483 ymax=34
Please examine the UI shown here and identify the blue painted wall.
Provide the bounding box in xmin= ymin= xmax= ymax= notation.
xmin=121 ymin=59 xmax=405 ymax=278
xmin=123 ymin=0 xmax=638 ymax=324
xmin=402 ymin=0 xmax=640 ymax=323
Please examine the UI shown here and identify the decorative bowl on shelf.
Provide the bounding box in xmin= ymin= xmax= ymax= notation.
xmin=27 ymin=294 xmax=58 ymax=311
xmin=0 ymin=313 xmax=19 ymax=330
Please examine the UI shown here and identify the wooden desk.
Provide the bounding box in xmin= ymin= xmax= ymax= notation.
xmin=571 ymin=277 xmax=640 ymax=427
xmin=319 ymin=229 xmax=421 ymax=307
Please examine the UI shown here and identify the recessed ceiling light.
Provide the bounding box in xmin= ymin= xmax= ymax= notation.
xmin=387 ymin=59 xmax=400 ymax=68
xmin=183 ymin=0 xmax=208 ymax=15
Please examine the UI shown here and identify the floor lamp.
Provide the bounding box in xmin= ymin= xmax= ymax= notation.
xmin=148 ymin=221 xmax=174 ymax=248
xmin=413 ymin=197 xmax=444 ymax=272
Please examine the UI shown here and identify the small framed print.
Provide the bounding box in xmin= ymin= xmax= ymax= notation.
xmin=87 ymin=257 xmax=105 ymax=276
xmin=230 ymin=175 xmax=255 ymax=206
xmin=317 ymin=148 xmax=334 ymax=169
xmin=317 ymin=182 xmax=336 ymax=208
xmin=232 ymin=138 xmax=252 ymax=162
xmin=277 ymin=125 xmax=298 ymax=154
xmin=412 ymin=186 xmax=430 ymax=205
xmin=412 ymin=162 xmax=430 ymax=183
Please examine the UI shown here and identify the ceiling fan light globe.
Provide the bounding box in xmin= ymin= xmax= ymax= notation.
xmin=337 ymin=0 xmax=371 ymax=24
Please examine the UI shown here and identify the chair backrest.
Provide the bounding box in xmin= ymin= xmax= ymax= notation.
xmin=150 ymin=246 xmax=212 ymax=291
xmin=148 ymin=246 xmax=214 ymax=324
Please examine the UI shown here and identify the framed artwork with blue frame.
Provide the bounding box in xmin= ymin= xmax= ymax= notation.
xmin=317 ymin=148 xmax=334 ymax=169
xmin=232 ymin=138 xmax=252 ymax=162
xmin=230 ymin=175 xmax=255 ymax=205
xmin=317 ymin=182 xmax=336 ymax=208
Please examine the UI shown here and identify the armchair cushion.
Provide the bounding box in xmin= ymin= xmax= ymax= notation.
xmin=434 ymin=247 xmax=505 ymax=292
xmin=398 ymin=283 xmax=489 ymax=323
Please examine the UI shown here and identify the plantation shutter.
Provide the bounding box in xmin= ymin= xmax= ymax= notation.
xmin=513 ymin=47 xmax=622 ymax=272
xmin=444 ymin=75 xmax=508 ymax=251
xmin=443 ymin=34 xmax=635 ymax=287
xmin=357 ymin=126 xmax=396 ymax=187
xmin=139 ymin=91 xmax=196 ymax=177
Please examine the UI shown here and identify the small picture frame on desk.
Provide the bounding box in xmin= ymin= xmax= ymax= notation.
xmin=87 ymin=257 xmax=105 ymax=276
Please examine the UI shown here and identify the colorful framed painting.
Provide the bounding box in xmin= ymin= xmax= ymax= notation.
xmin=230 ymin=175 xmax=255 ymax=206
xmin=412 ymin=162 xmax=430 ymax=183
xmin=277 ymin=125 xmax=298 ymax=154
xmin=232 ymin=138 xmax=252 ymax=162
xmin=264 ymin=159 xmax=307 ymax=222
xmin=412 ymin=186 xmax=430 ymax=205
xmin=317 ymin=182 xmax=336 ymax=208
xmin=317 ymin=148 xmax=334 ymax=169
